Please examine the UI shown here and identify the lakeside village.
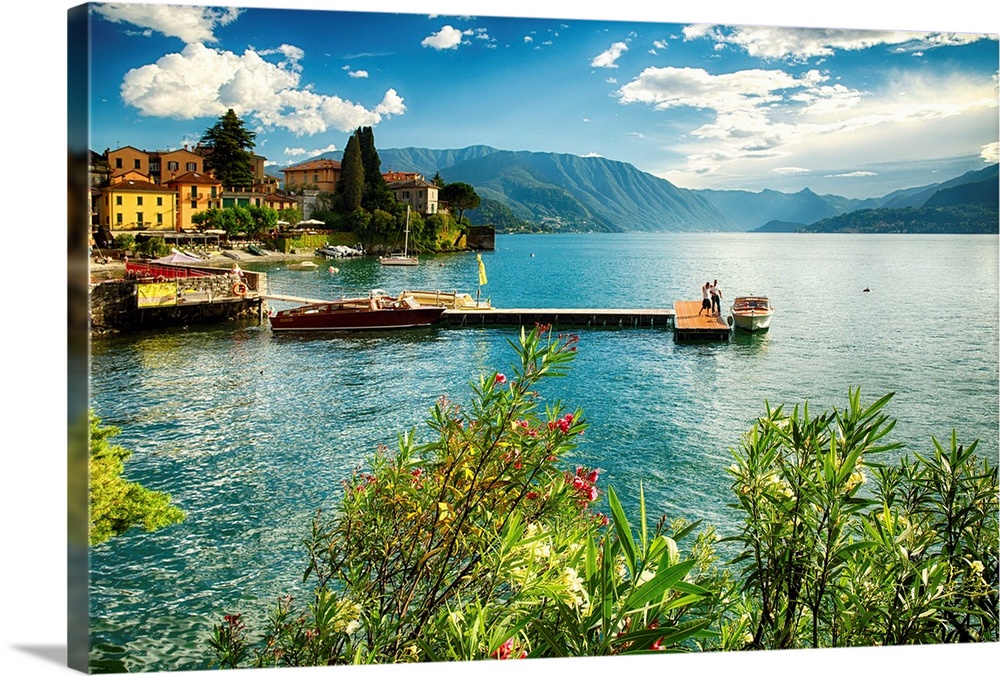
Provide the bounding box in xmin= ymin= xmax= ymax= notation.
xmin=86 ymin=121 xmax=495 ymax=333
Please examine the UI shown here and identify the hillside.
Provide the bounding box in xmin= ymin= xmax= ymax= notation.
xmin=307 ymin=145 xmax=997 ymax=235
xmin=324 ymin=146 xmax=738 ymax=232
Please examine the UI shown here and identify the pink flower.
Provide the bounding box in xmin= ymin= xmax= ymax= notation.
xmin=586 ymin=469 xmax=599 ymax=484
xmin=494 ymin=373 xmax=507 ymax=385
xmin=651 ymin=637 xmax=665 ymax=651
xmin=492 ymin=638 xmax=515 ymax=659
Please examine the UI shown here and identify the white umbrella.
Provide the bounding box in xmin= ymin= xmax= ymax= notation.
xmin=297 ymin=218 xmax=326 ymax=226
xmin=276 ymin=220 xmax=290 ymax=226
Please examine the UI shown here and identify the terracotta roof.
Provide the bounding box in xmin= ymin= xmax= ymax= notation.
xmin=387 ymin=178 xmax=436 ymax=189
xmin=166 ymin=171 xmax=221 ymax=185
xmin=104 ymin=179 xmax=175 ymax=193
xmin=283 ymin=158 xmax=341 ymax=172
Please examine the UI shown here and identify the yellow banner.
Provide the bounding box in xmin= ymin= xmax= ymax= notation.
xmin=137 ymin=282 xmax=178 ymax=308
xmin=477 ymin=253 xmax=488 ymax=286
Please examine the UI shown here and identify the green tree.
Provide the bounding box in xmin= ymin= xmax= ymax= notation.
xmin=359 ymin=126 xmax=394 ymax=212
xmin=246 ymin=205 xmax=278 ymax=238
xmin=336 ymin=132 xmax=364 ymax=213
xmin=89 ymin=412 xmax=185 ymax=546
xmin=440 ymin=182 xmax=481 ymax=230
xmin=200 ymin=109 xmax=257 ymax=189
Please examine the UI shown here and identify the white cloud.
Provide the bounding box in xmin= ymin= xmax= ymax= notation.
xmin=348 ymin=70 xmax=369 ymax=79
xmin=120 ymin=43 xmax=405 ymax=135
xmin=827 ymin=170 xmax=878 ymax=178
xmin=687 ymin=25 xmax=990 ymax=61
xmin=422 ymin=25 xmax=465 ymax=50
xmin=284 ymin=143 xmax=338 ymax=158
xmin=771 ymin=167 xmax=811 ymax=176
xmin=92 ymin=3 xmax=240 ymax=45
xmin=982 ymin=142 xmax=1000 ymax=163
xmin=591 ymin=41 xmax=629 ymax=68
xmin=619 ymin=65 xmax=997 ymax=181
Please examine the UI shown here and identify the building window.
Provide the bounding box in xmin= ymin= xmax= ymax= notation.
xmin=134 ymin=159 xmax=141 ymax=169
xmin=150 ymin=162 xmax=160 ymax=173
xmin=136 ymin=212 xmax=144 ymax=224
xmin=313 ymin=174 xmax=319 ymax=184
xmin=116 ymin=213 xmax=123 ymax=224
xmin=157 ymin=213 xmax=163 ymax=224
xmin=210 ymin=187 xmax=217 ymax=198
xmin=157 ymin=197 xmax=163 ymax=206
xmin=115 ymin=158 xmax=123 ymax=169
xmin=168 ymin=161 xmax=179 ymax=171
xmin=187 ymin=162 xmax=197 ymax=171
xmin=191 ymin=186 xmax=198 ymax=198
xmin=116 ymin=195 xmax=122 ymax=206
xmin=191 ymin=200 xmax=197 ymax=209
xmin=137 ymin=196 xmax=143 ymax=206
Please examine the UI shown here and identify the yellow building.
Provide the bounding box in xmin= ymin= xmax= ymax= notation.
xmin=166 ymin=171 xmax=223 ymax=231
xmin=98 ymin=177 xmax=177 ymax=232
xmin=281 ymin=158 xmax=342 ymax=193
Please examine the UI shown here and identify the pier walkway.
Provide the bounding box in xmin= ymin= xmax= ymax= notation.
xmin=442 ymin=307 xmax=675 ymax=328
xmin=672 ymin=300 xmax=732 ymax=340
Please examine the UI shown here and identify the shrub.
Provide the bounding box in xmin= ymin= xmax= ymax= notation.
xmin=210 ymin=327 xmax=722 ymax=667
xmin=112 ymin=233 xmax=135 ymax=251
xmin=725 ymin=390 xmax=998 ymax=649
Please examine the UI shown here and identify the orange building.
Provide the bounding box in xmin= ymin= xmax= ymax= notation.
xmin=281 ymin=158 xmax=342 ymax=193
xmin=166 ymin=171 xmax=223 ymax=230
xmin=154 ymin=148 xmax=205 ymax=184
xmin=107 ymin=146 xmax=150 ymax=179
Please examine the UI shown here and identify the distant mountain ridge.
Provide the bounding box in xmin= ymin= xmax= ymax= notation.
xmin=307 ymin=145 xmax=997 ymax=234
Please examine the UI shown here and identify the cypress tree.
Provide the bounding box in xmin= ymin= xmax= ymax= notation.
xmin=337 ymin=131 xmax=364 ymax=212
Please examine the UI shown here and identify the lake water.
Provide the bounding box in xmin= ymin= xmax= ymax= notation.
xmin=88 ymin=232 xmax=999 ymax=672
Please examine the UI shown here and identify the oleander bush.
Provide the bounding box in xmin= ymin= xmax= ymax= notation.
xmin=210 ymin=326 xmax=727 ymax=668
xmin=725 ymin=391 xmax=998 ymax=649
xmin=209 ymin=329 xmax=998 ymax=668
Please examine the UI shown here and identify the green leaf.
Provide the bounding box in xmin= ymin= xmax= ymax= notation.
xmin=625 ymin=559 xmax=698 ymax=611
xmin=608 ymin=486 xmax=637 ymax=578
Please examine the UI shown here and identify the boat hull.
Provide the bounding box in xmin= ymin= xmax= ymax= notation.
xmin=731 ymin=311 xmax=773 ymax=332
xmin=270 ymin=303 xmax=444 ymax=331
xmin=379 ymin=256 xmax=418 ymax=266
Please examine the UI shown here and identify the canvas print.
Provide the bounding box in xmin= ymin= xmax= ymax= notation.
xmin=68 ymin=1 xmax=998 ymax=673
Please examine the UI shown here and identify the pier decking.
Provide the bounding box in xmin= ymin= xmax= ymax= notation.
xmin=672 ymin=300 xmax=732 ymax=340
xmin=442 ymin=307 xmax=675 ymax=328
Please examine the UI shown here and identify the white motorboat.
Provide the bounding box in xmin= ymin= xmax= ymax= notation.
xmin=730 ymin=296 xmax=774 ymax=332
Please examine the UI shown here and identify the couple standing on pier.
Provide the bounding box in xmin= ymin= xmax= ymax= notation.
xmin=699 ymin=280 xmax=722 ymax=316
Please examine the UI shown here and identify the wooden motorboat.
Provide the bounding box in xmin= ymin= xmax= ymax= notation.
xmin=730 ymin=296 xmax=774 ymax=332
xmin=287 ymin=260 xmax=319 ymax=270
xmin=269 ymin=290 xmax=445 ymax=331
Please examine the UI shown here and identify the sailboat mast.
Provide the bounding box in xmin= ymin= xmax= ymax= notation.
xmin=403 ymin=205 xmax=410 ymax=256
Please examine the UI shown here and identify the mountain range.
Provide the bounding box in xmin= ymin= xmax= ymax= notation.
xmin=298 ymin=146 xmax=998 ymax=234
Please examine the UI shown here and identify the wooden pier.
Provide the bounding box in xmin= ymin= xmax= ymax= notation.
xmin=672 ymin=300 xmax=732 ymax=341
xmin=442 ymin=307 xmax=675 ymax=329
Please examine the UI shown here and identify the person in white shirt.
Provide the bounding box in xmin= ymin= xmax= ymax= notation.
xmin=710 ymin=280 xmax=722 ymax=315
xmin=700 ymin=282 xmax=712 ymax=315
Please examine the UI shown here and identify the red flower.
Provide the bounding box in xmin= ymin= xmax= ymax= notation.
xmin=526 ymin=491 xmax=539 ymax=499
xmin=651 ymin=637 xmax=665 ymax=650
xmin=492 ymin=638 xmax=515 ymax=659
xmin=494 ymin=373 xmax=507 ymax=385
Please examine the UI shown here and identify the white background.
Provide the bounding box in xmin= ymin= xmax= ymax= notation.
xmin=4 ymin=1 xmax=998 ymax=674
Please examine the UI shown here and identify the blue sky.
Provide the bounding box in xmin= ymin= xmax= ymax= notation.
xmin=85 ymin=1 xmax=997 ymax=199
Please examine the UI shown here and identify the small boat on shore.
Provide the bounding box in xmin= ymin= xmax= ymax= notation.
xmin=730 ymin=296 xmax=774 ymax=332
xmin=221 ymin=250 xmax=241 ymax=261
xmin=247 ymin=244 xmax=269 ymax=256
xmin=269 ymin=290 xmax=445 ymax=332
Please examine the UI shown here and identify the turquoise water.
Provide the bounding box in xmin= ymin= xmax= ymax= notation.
xmin=88 ymin=233 xmax=999 ymax=672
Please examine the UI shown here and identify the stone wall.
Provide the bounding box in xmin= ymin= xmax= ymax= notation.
xmin=90 ymin=269 xmax=268 ymax=333
xmin=466 ymin=226 xmax=496 ymax=250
